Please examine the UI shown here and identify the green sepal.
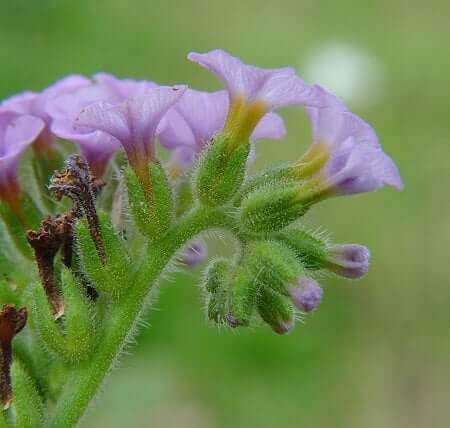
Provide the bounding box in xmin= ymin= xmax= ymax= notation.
xmin=233 ymin=166 xmax=299 ymax=207
xmin=125 ymin=162 xmax=173 ymax=238
xmin=31 ymin=280 xmax=95 ymax=363
xmin=32 ymin=151 xmax=63 ymax=213
xmin=0 ymin=193 xmax=42 ymax=260
xmin=203 ymin=258 xmax=232 ymax=293
xmin=0 ymin=280 xmax=20 ymax=306
xmin=273 ymin=229 xmax=328 ymax=270
xmin=245 ymin=241 xmax=304 ymax=295
xmin=31 ymin=285 xmax=67 ymax=359
xmin=195 ymin=135 xmax=250 ymax=207
xmin=227 ymin=267 xmax=259 ymax=326
xmin=257 ymin=287 xmax=294 ymax=334
xmin=207 ymin=288 xmax=228 ymax=323
xmin=203 ymin=258 xmax=232 ymax=324
xmin=11 ymin=361 xmax=45 ymax=428
xmin=240 ymin=183 xmax=308 ymax=234
xmin=0 ymin=411 xmax=8 ymax=427
xmin=61 ymin=269 xmax=97 ymax=361
xmin=175 ymin=179 xmax=194 ymax=218
xmin=76 ymin=212 xmax=131 ymax=296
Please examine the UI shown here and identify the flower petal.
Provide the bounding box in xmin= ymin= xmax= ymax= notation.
xmin=188 ymin=49 xmax=319 ymax=110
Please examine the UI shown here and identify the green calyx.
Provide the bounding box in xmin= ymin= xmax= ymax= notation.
xmin=195 ymin=134 xmax=250 ymax=207
xmin=240 ymin=184 xmax=309 ymax=234
xmin=273 ymin=229 xmax=328 ymax=270
xmin=125 ymin=161 xmax=174 ymax=239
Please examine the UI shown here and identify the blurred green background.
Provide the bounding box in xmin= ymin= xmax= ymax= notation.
xmin=1 ymin=1 xmax=449 ymax=427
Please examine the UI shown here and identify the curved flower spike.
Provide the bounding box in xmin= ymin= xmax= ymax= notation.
xmin=0 ymin=75 xmax=90 ymax=152
xmin=159 ymin=89 xmax=286 ymax=173
xmin=0 ymin=112 xmax=45 ymax=212
xmin=188 ymin=49 xmax=318 ymax=143
xmin=296 ymin=86 xmax=403 ymax=197
xmin=76 ymin=86 xmax=187 ymax=177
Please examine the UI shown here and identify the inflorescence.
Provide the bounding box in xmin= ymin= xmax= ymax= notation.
xmin=0 ymin=49 xmax=402 ymax=426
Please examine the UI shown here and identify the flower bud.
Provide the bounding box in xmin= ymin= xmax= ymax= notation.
xmin=288 ymin=277 xmax=323 ymax=312
xmin=204 ymin=258 xmax=232 ymax=324
xmin=240 ymin=184 xmax=311 ymax=233
xmin=257 ymin=288 xmax=294 ymax=335
xmin=227 ymin=267 xmax=259 ymax=327
xmin=203 ymin=258 xmax=231 ymax=293
xmin=273 ymin=229 xmax=327 ymax=270
xmin=325 ymin=244 xmax=370 ymax=279
xmin=245 ymin=241 xmax=304 ymax=296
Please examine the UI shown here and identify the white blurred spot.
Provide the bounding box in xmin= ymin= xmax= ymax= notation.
xmin=303 ymin=42 xmax=385 ymax=107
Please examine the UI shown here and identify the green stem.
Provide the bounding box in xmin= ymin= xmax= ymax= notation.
xmin=49 ymin=206 xmax=235 ymax=428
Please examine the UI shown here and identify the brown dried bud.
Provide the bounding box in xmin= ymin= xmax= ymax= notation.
xmin=27 ymin=214 xmax=75 ymax=319
xmin=49 ymin=155 xmax=106 ymax=265
xmin=0 ymin=304 xmax=27 ymax=409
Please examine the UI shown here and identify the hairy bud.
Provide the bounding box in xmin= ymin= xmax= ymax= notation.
xmin=196 ymin=134 xmax=250 ymax=207
xmin=125 ymin=162 xmax=173 ymax=239
xmin=257 ymin=288 xmax=294 ymax=335
xmin=240 ymin=184 xmax=310 ymax=233
xmin=288 ymin=277 xmax=323 ymax=312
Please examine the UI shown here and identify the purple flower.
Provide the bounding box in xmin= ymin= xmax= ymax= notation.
xmin=288 ymin=277 xmax=323 ymax=312
xmin=47 ymin=74 xmax=157 ymax=177
xmin=181 ymin=239 xmax=208 ymax=266
xmin=0 ymin=75 xmax=90 ymax=153
xmin=299 ymin=86 xmax=403 ymax=195
xmin=188 ymin=49 xmax=318 ymax=143
xmin=326 ymin=244 xmax=370 ymax=279
xmin=0 ymin=112 xmax=45 ymax=212
xmin=159 ymin=88 xmax=286 ymax=173
xmin=75 ymin=85 xmax=187 ymax=177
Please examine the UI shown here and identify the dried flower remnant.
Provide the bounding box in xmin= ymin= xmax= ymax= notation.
xmin=27 ymin=215 xmax=73 ymax=318
xmin=49 ymin=155 xmax=106 ymax=264
xmin=0 ymin=304 xmax=27 ymax=409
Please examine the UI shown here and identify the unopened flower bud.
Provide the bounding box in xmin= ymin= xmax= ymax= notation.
xmin=257 ymin=288 xmax=295 ymax=335
xmin=288 ymin=277 xmax=323 ymax=312
xmin=50 ymin=155 xmax=106 ymax=264
xmin=27 ymin=213 xmax=75 ymax=318
xmin=240 ymin=184 xmax=311 ymax=233
xmin=326 ymin=244 xmax=370 ymax=279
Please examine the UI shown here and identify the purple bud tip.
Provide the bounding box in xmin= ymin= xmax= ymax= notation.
xmin=328 ymin=244 xmax=370 ymax=279
xmin=182 ymin=239 xmax=208 ymax=266
xmin=226 ymin=313 xmax=242 ymax=328
xmin=288 ymin=277 xmax=323 ymax=312
xmin=272 ymin=320 xmax=294 ymax=335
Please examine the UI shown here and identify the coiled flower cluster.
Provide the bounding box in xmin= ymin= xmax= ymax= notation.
xmin=0 ymin=49 xmax=402 ymax=427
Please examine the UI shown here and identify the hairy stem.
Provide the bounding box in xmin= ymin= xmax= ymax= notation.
xmin=49 ymin=206 xmax=235 ymax=428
